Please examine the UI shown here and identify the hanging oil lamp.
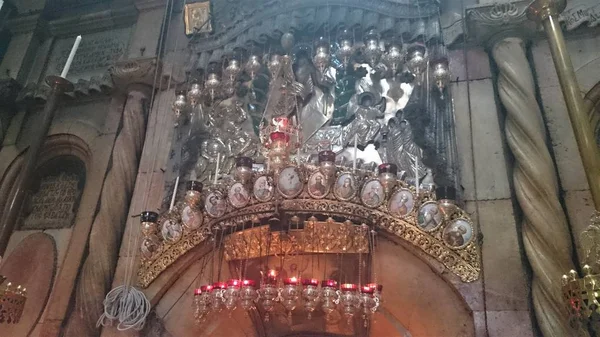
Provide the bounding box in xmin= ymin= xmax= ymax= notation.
xmin=301 ymin=278 xmax=320 ymax=319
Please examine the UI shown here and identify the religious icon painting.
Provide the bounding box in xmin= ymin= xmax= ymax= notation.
xmin=228 ymin=182 xmax=250 ymax=208
xmin=205 ymin=191 xmax=227 ymax=218
xmin=334 ymin=173 xmax=357 ymax=201
xmin=307 ymin=171 xmax=330 ymax=199
xmin=417 ymin=201 xmax=443 ymax=232
xmin=140 ymin=235 xmax=160 ymax=259
xmin=181 ymin=204 xmax=203 ymax=230
xmin=388 ymin=188 xmax=415 ymax=218
xmin=253 ymin=175 xmax=274 ymax=202
xmin=360 ymin=179 xmax=385 ymax=208
xmin=161 ymin=218 xmax=183 ymax=243
xmin=277 ymin=166 xmax=303 ymax=198
xmin=443 ymin=218 xmax=474 ymax=249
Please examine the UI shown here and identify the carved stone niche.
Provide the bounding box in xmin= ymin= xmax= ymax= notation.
xmin=18 ymin=155 xmax=86 ymax=230
xmin=109 ymin=56 xmax=162 ymax=92
xmin=465 ymin=1 xmax=538 ymax=46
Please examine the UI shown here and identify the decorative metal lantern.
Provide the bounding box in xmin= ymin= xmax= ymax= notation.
xmin=235 ymin=157 xmax=254 ymax=184
xmin=211 ymin=282 xmax=226 ymax=312
xmin=339 ymin=283 xmax=360 ymax=324
xmin=245 ymin=55 xmax=261 ymax=80
xmin=313 ymin=37 xmax=331 ymax=75
xmin=267 ymin=54 xmax=282 ymax=78
xmin=281 ymin=277 xmax=300 ymax=316
xmin=436 ymin=186 xmax=458 ymax=221
xmin=406 ymin=44 xmax=428 ymax=80
xmin=301 ymin=279 xmax=320 ymax=319
xmin=320 ymin=279 xmax=339 ymax=318
xmin=172 ymin=90 xmax=187 ymax=118
xmin=258 ymin=277 xmax=279 ymax=322
xmin=187 ymin=81 xmax=203 ymax=107
xmin=378 ymin=163 xmax=398 ymax=196
xmin=363 ymin=30 xmax=382 ymax=67
xmin=383 ymin=42 xmax=403 ymax=74
xmin=223 ymin=279 xmax=241 ymax=311
xmin=224 ymin=59 xmax=241 ymax=82
xmin=431 ymin=57 xmax=451 ymax=99
xmin=205 ymin=72 xmax=221 ymax=102
xmin=194 ymin=285 xmax=213 ymax=322
xmin=239 ymin=279 xmax=257 ymax=311
xmin=336 ymin=29 xmax=354 ymax=68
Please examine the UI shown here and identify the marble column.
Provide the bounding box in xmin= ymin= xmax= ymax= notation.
xmin=466 ymin=2 xmax=579 ymax=336
xmin=63 ymin=58 xmax=159 ymax=337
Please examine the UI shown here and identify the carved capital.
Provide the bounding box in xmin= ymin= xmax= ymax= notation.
xmin=109 ymin=57 xmax=161 ymax=93
xmin=465 ymin=1 xmax=537 ymax=48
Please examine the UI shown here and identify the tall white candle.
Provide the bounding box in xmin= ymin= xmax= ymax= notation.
xmin=169 ymin=176 xmax=180 ymax=211
xmin=297 ymin=130 xmax=301 ymax=164
xmin=61 ymin=35 xmax=82 ymax=78
xmin=352 ymin=134 xmax=358 ymax=172
xmin=415 ymin=154 xmax=420 ymax=195
xmin=214 ymin=153 xmax=220 ymax=184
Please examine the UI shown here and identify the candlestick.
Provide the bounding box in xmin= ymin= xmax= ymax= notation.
xmin=214 ymin=153 xmax=220 ymax=184
xmin=61 ymin=35 xmax=82 ymax=78
xmin=353 ymin=134 xmax=358 ymax=172
xmin=297 ymin=130 xmax=301 ymax=164
xmin=415 ymin=153 xmax=420 ymax=195
xmin=169 ymin=176 xmax=180 ymax=211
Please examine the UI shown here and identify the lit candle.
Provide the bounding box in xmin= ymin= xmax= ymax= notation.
xmin=61 ymin=35 xmax=82 ymax=78
xmin=169 ymin=176 xmax=180 ymax=211
xmin=214 ymin=153 xmax=220 ymax=184
xmin=353 ymin=134 xmax=358 ymax=172
xmin=194 ymin=288 xmax=202 ymax=296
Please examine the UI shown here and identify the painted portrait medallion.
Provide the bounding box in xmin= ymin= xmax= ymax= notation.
xmin=205 ymin=191 xmax=227 ymax=218
xmin=417 ymin=201 xmax=443 ymax=231
xmin=161 ymin=218 xmax=183 ymax=243
xmin=277 ymin=166 xmax=303 ymax=198
xmin=228 ymin=182 xmax=250 ymax=208
xmin=360 ymin=179 xmax=385 ymax=208
xmin=443 ymin=218 xmax=474 ymax=248
xmin=334 ymin=173 xmax=357 ymax=201
xmin=388 ymin=188 xmax=415 ymax=218
xmin=307 ymin=171 xmax=329 ymax=198
xmin=141 ymin=236 xmax=159 ymax=259
xmin=253 ymin=175 xmax=274 ymax=202
xmin=181 ymin=204 xmax=203 ymax=230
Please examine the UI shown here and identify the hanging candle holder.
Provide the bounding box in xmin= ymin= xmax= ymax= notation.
xmin=245 ymin=55 xmax=262 ymax=80
xmin=339 ymin=283 xmax=360 ymax=325
xmin=223 ymin=279 xmax=241 ymax=311
xmin=313 ymin=37 xmax=331 ymax=76
xmin=363 ymin=30 xmax=382 ymax=68
xmin=301 ymin=278 xmax=320 ymax=320
xmin=281 ymin=277 xmax=300 ymax=320
xmin=431 ymin=56 xmax=451 ymax=100
xmin=211 ymin=282 xmax=227 ymax=312
xmin=359 ymin=283 xmax=382 ymax=325
xmin=258 ymin=273 xmax=279 ymax=322
xmin=224 ymin=59 xmax=242 ymax=83
xmin=383 ymin=42 xmax=403 ymax=75
xmin=239 ymin=279 xmax=258 ymax=311
xmin=267 ymin=54 xmax=283 ymax=79
xmin=187 ymin=80 xmax=203 ymax=107
xmin=406 ymin=44 xmax=428 ymax=83
xmin=194 ymin=285 xmax=213 ymax=322
xmin=172 ymin=90 xmax=187 ymax=120
xmin=378 ymin=163 xmax=398 ymax=197
xmin=320 ymin=279 xmax=339 ymax=318
xmin=235 ymin=157 xmax=254 ymax=184
xmin=336 ymin=29 xmax=354 ymax=69
xmin=204 ymin=72 xmax=221 ymax=102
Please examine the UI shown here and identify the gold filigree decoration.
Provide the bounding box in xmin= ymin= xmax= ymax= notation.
xmin=223 ymin=220 xmax=369 ymax=261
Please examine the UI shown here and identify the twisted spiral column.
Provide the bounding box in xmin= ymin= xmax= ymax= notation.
xmin=64 ymin=85 xmax=150 ymax=336
xmin=491 ymin=37 xmax=576 ymax=336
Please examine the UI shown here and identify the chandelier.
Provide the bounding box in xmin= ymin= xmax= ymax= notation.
xmin=0 ymin=275 xmax=27 ymax=324
xmin=136 ymin=28 xmax=482 ymax=330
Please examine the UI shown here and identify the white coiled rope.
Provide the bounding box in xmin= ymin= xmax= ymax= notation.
xmin=96 ymin=286 xmax=151 ymax=331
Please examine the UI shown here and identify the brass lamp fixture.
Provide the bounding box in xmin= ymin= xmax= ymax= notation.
xmin=0 ymin=275 xmax=27 ymax=324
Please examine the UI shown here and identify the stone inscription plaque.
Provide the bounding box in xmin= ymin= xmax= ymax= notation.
xmin=45 ymin=27 xmax=132 ymax=80
xmin=560 ymin=0 xmax=600 ymax=30
xmin=21 ymin=172 xmax=81 ymax=229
